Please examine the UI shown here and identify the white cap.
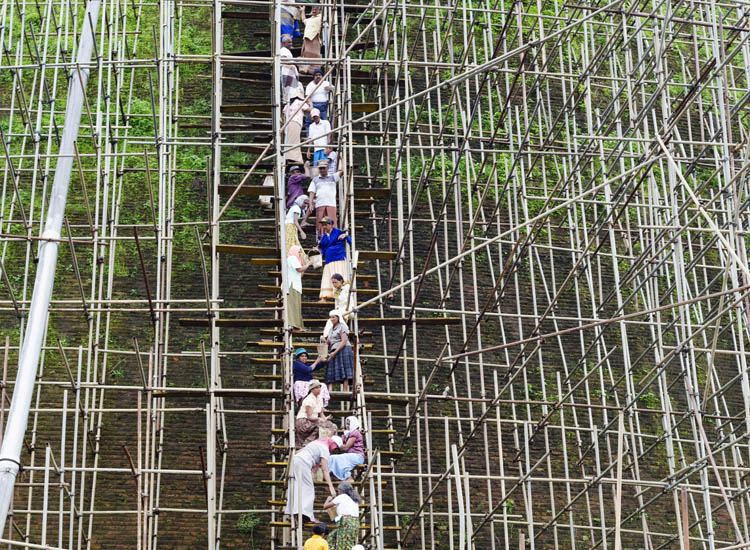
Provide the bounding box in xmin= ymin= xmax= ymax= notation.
xmin=331 ymin=435 xmax=344 ymax=448
xmin=311 ymin=108 xmax=321 ymax=118
xmin=352 ymin=546 xmax=365 ymax=550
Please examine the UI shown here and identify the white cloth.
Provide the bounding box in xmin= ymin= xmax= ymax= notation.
xmin=308 ymin=119 xmax=331 ymax=149
xmin=308 ymin=173 xmax=340 ymax=208
xmin=303 ymin=13 xmax=322 ymax=40
xmin=280 ymin=46 xmax=293 ymax=59
xmin=285 ymin=456 xmax=316 ymax=520
xmin=285 ymin=101 xmax=306 ymax=126
xmin=306 ymin=80 xmax=331 ymax=103
xmin=287 ymin=255 xmax=303 ymax=293
xmin=327 ymin=150 xmax=338 ymax=171
xmin=286 ymin=203 xmax=302 ymax=224
xmin=332 ymin=493 xmax=359 ymax=521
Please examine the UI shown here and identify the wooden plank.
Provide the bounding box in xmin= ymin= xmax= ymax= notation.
xmin=358 ymin=250 xmax=397 ymax=260
xmin=266 ymin=270 xmax=376 ymax=282
xmin=262 ymin=299 xmax=376 ymax=309
xmin=239 ymin=144 xmax=273 ymax=154
xmin=222 ymin=10 xmax=268 ymax=20
xmin=179 ymin=316 xmax=459 ymax=327
xmin=208 ymin=244 xmax=278 ymax=256
xmin=210 ymin=243 xmax=394 ymax=261
xmin=217 ymin=184 xmax=271 ymax=197
xmin=220 ymin=103 xmax=274 ymax=113
xmin=351 ymin=102 xmax=379 ymax=113
xmin=178 ymin=318 xmax=282 ymax=328
xmin=354 ymin=187 xmax=391 ymax=198
xmin=258 ymin=284 xmax=378 ymax=296
xmin=251 ymin=258 xmax=280 ymax=266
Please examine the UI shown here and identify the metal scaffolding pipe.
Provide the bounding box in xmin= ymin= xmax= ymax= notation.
xmin=0 ymin=0 xmax=101 ymax=533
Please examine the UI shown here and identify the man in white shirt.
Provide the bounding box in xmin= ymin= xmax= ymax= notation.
xmin=304 ymin=68 xmax=334 ymax=132
xmin=307 ymin=108 xmax=332 ymax=166
xmin=307 ymin=160 xmax=343 ymax=237
xmin=280 ymin=34 xmax=298 ymax=102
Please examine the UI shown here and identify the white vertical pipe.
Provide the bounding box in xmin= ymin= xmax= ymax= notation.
xmin=41 ymin=445 xmax=51 ymax=546
xmin=0 ymin=0 xmax=100 ymax=534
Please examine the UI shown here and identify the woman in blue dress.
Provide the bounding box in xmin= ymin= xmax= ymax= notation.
xmin=314 ymin=217 xmax=350 ymax=300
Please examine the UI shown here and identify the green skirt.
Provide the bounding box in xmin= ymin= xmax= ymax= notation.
xmin=329 ymin=515 xmax=359 ymax=550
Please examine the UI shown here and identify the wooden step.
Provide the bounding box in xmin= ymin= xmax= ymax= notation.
xmin=178 ymin=317 xmax=282 ymax=328
xmin=222 ymin=10 xmax=268 ymax=20
xmin=254 ymin=374 xmax=281 ymax=380
xmin=246 ymin=341 xmax=285 ymax=348
xmin=258 ymin=284 xmax=378 ymax=296
xmin=221 ymin=103 xmax=275 ymax=113
xmin=217 ymin=184 xmax=272 ymax=197
xmin=267 ymin=271 xmax=377 ymax=282
xmin=351 ymin=102 xmax=378 ymax=113
xmin=210 ymin=243 xmax=396 ymax=261
xmin=180 ymin=316 xmax=460 ymax=328
xmin=235 ymin=41 xmax=377 ymax=58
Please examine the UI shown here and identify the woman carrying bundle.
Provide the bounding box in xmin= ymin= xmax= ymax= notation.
xmin=324 ymin=310 xmax=354 ymax=392
xmin=322 ymin=273 xmax=352 ymax=339
xmin=323 ymin=481 xmax=361 ymax=550
xmin=327 ymin=416 xmax=365 ymax=483
xmin=295 ymin=380 xmax=338 ymax=448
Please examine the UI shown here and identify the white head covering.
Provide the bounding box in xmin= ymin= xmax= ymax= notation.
xmin=329 ymin=309 xmax=344 ymax=322
xmin=344 ymin=415 xmax=361 ymax=440
xmin=294 ymin=194 xmax=309 ymax=213
xmin=330 ymin=435 xmax=344 ymax=448
xmin=352 ymin=546 xmax=365 ymax=550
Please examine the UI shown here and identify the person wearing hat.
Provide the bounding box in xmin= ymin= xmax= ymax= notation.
xmin=308 ymin=161 xmax=344 ymax=238
xmin=286 ymin=162 xmax=311 ymax=208
xmin=285 ymin=436 xmax=343 ymax=523
xmin=305 ymin=69 xmax=334 ymax=133
xmin=293 ymin=347 xmax=329 ymax=405
xmin=313 ymin=219 xmax=350 ymax=300
xmin=299 ymin=6 xmax=323 ymax=75
xmin=283 ymin=90 xmax=310 ymax=163
xmin=295 ymin=380 xmax=338 ymax=448
xmin=307 ymin=107 xmax=332 ymax=166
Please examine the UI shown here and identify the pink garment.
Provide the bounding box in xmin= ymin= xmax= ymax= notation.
xmin=346 ymin=429 xmax=365 ymax=457
xmin=288 ymin=245 xmax=304 ymax=265
xmin=294 ymin=380 xmax=330 ymax=406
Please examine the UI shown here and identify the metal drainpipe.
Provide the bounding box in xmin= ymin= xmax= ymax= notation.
xmin=0 ymin=0 xmax=101 ymax=534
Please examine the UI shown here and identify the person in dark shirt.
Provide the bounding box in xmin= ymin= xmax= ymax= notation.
xmin=293 ymin=348 xmax=328 ymax=405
